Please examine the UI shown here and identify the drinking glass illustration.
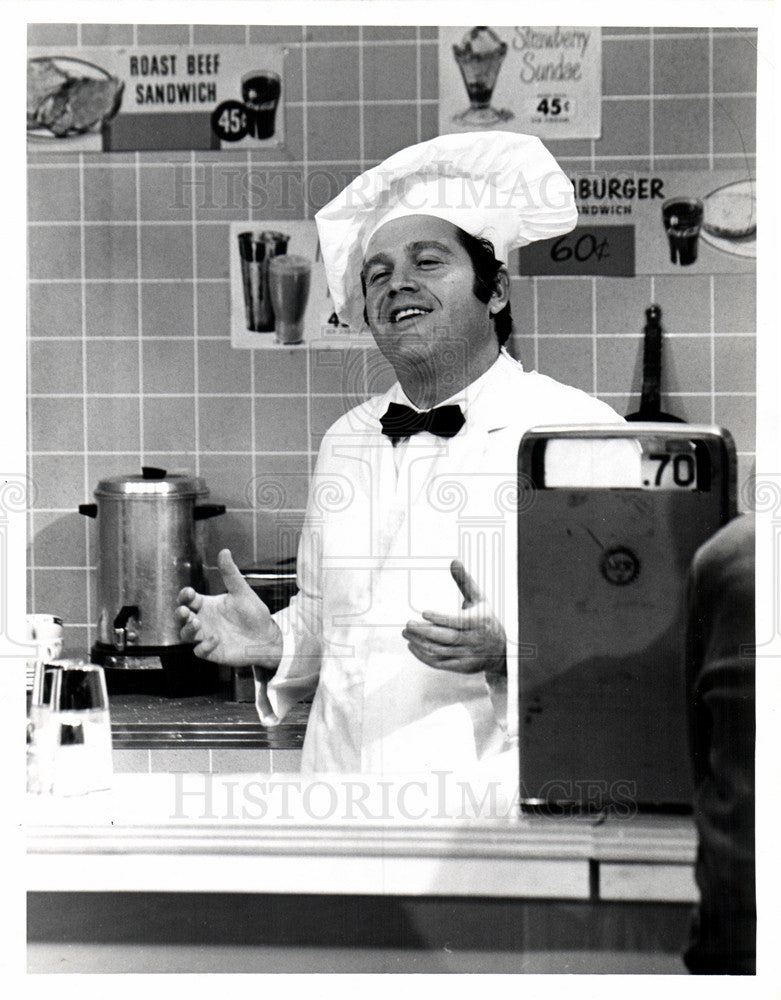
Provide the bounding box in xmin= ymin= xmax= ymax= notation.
xmin=662 ymin=198 xmax=704 ymax=266
xmin=452 ymin=26 xmax=513 ymax=126
xmin=241 ymin=71 xmax=281 ymax=140
xmin=268 ymin=255 xmax=311 ymax=344
xmin=238 ymin=230 xmax=290 ymax=332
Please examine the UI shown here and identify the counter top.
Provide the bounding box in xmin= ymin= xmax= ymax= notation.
xmin=26 ymin=772 xmax=698 ymax=902
xmin=108 ymin=693 xmax=310 ymax=749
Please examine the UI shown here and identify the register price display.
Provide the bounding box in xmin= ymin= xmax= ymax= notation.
xmin=516 ymin=224 xmax=635 ymax=276
xmin=639 ymin=442 xmax=701 ymax=492
xmin=540 ymin=437 xmax=707 ymax=492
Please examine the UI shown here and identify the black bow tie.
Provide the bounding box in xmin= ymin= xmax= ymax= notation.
xmin=380 ymin=402 xmax=465 ymax=440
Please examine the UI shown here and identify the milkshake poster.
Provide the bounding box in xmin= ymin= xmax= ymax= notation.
xmin=438 ymin=26 xmax=602 ymax=140
xmin=27 ymin=44 xmax=285 ymax=152
xmin=229 ymin=220 xmax=368 ymax=350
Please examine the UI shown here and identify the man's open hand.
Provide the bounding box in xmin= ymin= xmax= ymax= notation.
xmin=402 ymin=560 xmax=506 ymax=675
xmin=176 ymin=548 xmax=283 ymax=669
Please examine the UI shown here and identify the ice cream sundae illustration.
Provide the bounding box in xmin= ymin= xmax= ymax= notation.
xmin=452 ymin=26 xmax=513 ymax=127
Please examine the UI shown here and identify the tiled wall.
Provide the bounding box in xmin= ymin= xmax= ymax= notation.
xmin=28 ymin=24 xmax=758 ymax=662
xmin=112 ymin=746 xmax=301 ymax=776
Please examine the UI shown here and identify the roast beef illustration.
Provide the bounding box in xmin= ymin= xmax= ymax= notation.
xmin=28 ymin=57 xmax=124 ymax=137
xmin=27 ymin=58 xmax=70 ymax=124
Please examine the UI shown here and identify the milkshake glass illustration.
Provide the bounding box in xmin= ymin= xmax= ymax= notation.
xmin=452 ymin=26 xmax=513 ymax=126
xmin=268 ymin=255 xmax=311 ymax=344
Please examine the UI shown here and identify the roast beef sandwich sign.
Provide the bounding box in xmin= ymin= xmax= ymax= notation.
xmin=27 ymin=45 xmax=285 ymax=152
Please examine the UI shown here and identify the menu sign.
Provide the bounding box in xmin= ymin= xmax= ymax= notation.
xmin=517 ymin=224 xmax=635 ymax=277
xmin=229 ymin=220 xmax=369 ymax=350
xmin=516 ymin=170 xmax=756 ymax=277
xmin=27 ymin=44 xmax=284 ymax=153
xmin=438 ymin=26 xmax=602 ymax=140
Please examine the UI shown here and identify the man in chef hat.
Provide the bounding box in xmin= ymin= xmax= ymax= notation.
xmin=178 ymin=132 xmax=625 ymax=779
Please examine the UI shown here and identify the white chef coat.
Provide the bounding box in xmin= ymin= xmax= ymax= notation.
xmin=256 ymin=348 xmax=625 ymax=776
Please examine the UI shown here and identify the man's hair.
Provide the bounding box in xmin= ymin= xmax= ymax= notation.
xmin=360 ymin=224 xmax=514 ymax=346
xmin=452 ymin=228 xmax=513 ymax=346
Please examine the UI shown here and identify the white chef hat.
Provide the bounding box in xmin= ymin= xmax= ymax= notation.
xmin=314 ymin=131 xmax=576 ymax=331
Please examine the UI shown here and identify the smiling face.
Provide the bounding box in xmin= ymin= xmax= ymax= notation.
xmin=361 ymin=216 xmax=508 ymax=405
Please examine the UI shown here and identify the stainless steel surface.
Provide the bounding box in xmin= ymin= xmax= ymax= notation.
xmin=88 ymin=470 xmax=212 ymax=650
xmin=241 ymin=571 xmax=297 ymax=584
xmin=95 ymin=473 xmax=206 ymax=498
xmin=104 ymin=654 xmax=164 ymax=670
xmin=108 ymin=693 xmax=310 ymax=748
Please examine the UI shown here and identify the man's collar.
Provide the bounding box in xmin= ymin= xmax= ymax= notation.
xmin=365 ymin=348 xmax=524 ymax=438
xmin=392 ymin=348 xmax=519 ymax=413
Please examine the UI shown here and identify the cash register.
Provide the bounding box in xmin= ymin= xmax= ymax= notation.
xmin=516 ymin=424 xmax=737 ymax=813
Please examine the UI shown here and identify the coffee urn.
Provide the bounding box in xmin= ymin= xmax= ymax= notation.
xmin=79 ymin=467 xmax=225 ymax=695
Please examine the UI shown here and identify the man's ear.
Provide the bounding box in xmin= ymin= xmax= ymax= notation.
xmin=489 ymin=266 xmax=510 ymax=314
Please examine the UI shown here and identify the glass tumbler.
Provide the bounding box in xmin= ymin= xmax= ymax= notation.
xmin=49 ymin=660 xmax=113 ymax=796
xmin=27 ymin=658 xmax=63 ymax=794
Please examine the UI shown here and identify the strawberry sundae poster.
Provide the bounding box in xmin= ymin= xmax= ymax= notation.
xmin=439 ymin=26 xmax=602 ymax=140
xmin=27 ymin=44 xmax=285 ymax=153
